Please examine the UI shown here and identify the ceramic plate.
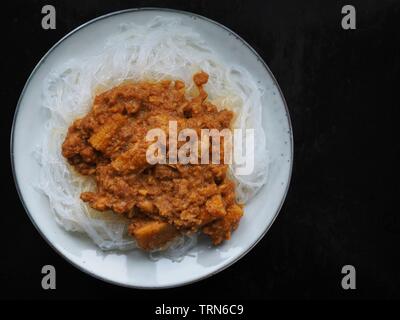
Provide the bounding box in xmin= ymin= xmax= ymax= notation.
xmin=11 ymin=8 xmax=293 ymax=288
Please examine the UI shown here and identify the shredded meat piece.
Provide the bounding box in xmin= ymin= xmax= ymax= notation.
xmin=62 ymin=71 xmax=243 ymax=250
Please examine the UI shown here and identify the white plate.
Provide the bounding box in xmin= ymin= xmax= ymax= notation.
xmin=11 ymin=8 xmax=293 ymax=288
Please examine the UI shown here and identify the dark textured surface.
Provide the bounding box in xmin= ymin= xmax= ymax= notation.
xmin=1 ymin=0 xmax=399 ymax=300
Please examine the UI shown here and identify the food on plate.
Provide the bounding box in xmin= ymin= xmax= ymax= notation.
xmin=37 ymin=17 xmax=269 ymax=257
xmin=62 ymin=72 xmax=243 ymax=250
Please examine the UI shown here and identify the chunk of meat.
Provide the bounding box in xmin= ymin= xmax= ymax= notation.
xmin=193 ymin=71 xmax=209 ymax=86
xmin=80 ymin=191 xmax=134 ymax=214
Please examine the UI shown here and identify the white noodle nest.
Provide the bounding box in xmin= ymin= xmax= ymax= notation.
xmin=36 ymin=17 xmax=269 ymax=257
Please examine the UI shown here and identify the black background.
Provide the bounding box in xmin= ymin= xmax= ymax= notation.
xmin=1 ymin=0 xmax=399 ymax=300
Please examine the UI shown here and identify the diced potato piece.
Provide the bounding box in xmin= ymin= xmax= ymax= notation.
xmin=128 ymin=219 xmax=178 ymax=250
xmin=205 ymin=194 xmax=226 ymax=218
xmin=137 ymin=200 xmax=155 ymax=214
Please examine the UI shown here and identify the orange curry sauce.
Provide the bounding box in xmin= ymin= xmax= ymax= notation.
xmin=62 ymin=72 xmax=243 ymax=250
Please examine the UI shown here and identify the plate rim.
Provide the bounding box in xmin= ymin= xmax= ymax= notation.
xmin=10 ymin=7 xmax=294 ymax=289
